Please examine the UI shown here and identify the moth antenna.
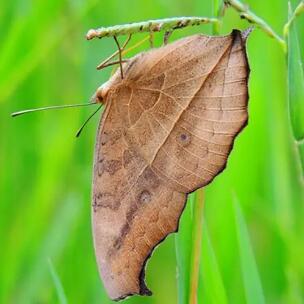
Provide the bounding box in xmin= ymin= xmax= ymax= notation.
xmin=113 ymin=36 xmax=124 ymax=79
xmin=97 ymin=34 xmax=132 ymax=70
xmin=11 ymin=102 xmax=97 ymax=117
xmin=76 ymin=105 xmax=102 ymax=138
xmin=163 ymin=31 xmax=172 ymax=45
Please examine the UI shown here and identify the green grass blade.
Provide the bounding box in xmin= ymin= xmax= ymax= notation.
xmin=176 ymin=189 xmax=205 ymax=304
xmin=234 ymin=198 xmax=265 ymax=304
xmin=299 ymin=143 xmax=304 ymax=176
xmin=199 ymin=221 xmax=228 ymax=304
xmin=284 ymin=1 xmax=304 ymax=37
xmin=287 ymin=1 xmax=304 ymax=177
xmin=175 ymin=192 xmax=195 ymax=304
xmin=48 ymin=259 xmax=68 ymax=304
xmin=212 ymin=0 xmax=223 ymax=34
xmin=189 ymin=189 xmax=204 ymax=304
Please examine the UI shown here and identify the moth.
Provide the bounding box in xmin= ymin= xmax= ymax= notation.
xmin=12 ymin=28 xmax=250 ymax=301
xmin=91 ymin=29 xmax=250 ymax=300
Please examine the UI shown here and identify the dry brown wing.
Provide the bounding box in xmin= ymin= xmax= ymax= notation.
xmin=92 ymin=30 xmax=250 ymax=300
xmin=92 ymin=93 xmax=187 ymax=299
xmin=122 ymin=30 xmax=249 ymax=191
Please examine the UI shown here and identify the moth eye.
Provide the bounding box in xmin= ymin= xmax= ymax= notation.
xmin=95 ymin=81 xmax=113 ymax=104
xmin=95 ymin=90 xmax=104 ymax=104
xmin=97 ymin=96 xmax=103 ymax=103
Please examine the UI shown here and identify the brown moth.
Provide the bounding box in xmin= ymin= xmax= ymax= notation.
xmin=91 ymin=29 xmax=250 ymax=300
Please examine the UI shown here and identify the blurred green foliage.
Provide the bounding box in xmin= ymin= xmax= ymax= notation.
xmin=1 ymin=0 xmax=304 ymax=303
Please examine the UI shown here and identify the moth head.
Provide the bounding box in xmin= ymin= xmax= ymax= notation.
xmin=93 ymin=71 xmax=123 ymax=104
xmin=94 ymin=82 xmax=112 ymax=104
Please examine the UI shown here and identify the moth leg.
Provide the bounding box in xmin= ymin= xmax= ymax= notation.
xmin=113 ymin=35 xmax=124 ymax=79
xmin=97 ymin=34 xmax=132 ymax=70
xmin=163 ymin=31 xmax=172 ymax=45
xmin=97 ymin=59 xmax=128 ymax=69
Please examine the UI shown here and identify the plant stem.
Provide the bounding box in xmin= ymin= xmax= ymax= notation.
xmin=189 ymin=188 xmax=205 ymax=304
xmin=225 ymin=0 xmax=286 ymax=51
xmin=86 ymin=17 xmax=219 ymax=40
xmin=212 ymin=0 xmax=226 ymax=34
xmin=283 ymin=1 xmax=304 ymax=38
xmin=286 ymin=1 xmax=304 ymax=180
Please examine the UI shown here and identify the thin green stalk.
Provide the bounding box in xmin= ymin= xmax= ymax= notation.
xmin=286 ymin=2 xmax=304 ymax=180
xmin=175 ymin=193 xmax=196 ymax=304
xmin=225 ymin=0 xmax=286 ymax=51
xmin=234 ymin=197 xmax=265 ymax=304
xmin=199 ymin=222 xmax=228 ymax=304
xmin=284 ymin=1 xmax=304 ymax=38
xmin=189 ymin=188 xmax=205 ymax=304
xmin=212 ymin=0 xmax=225 ymax=34
xmin=86 ymin=17 xmax=219 ymax=40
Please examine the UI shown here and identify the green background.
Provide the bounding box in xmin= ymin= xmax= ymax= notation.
xmin=1 ymin=0 xmax=304 ymax=303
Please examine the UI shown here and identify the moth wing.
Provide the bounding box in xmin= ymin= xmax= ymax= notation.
xmin=124 ymin=30 xmax=249 ymax=192
xmin=92 ymin=93 xmax=186 ymax=300
xmin=92 ymin=30 xmax=250 ymax=300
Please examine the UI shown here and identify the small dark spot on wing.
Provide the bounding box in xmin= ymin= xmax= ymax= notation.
xmin=139 ymin=190 xmax=151 ymax=204
xmin=177 ymin=132 xmax=191 ymax=147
